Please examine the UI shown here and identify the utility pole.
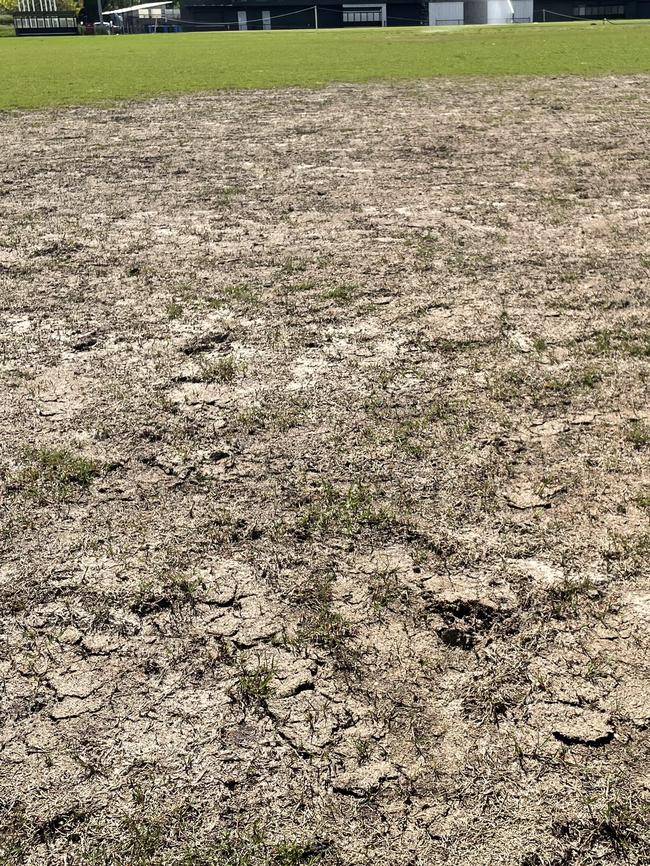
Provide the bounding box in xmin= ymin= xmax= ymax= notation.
xmin=314 ymin=4 xmax=318 ymax=27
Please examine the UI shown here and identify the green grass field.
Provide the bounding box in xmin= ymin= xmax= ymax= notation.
xmin=1 ymin=21 xmax=650 ymax=110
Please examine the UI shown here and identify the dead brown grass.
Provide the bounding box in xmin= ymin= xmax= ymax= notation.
xmin=1 ymin=76 xmax=650 ymax=866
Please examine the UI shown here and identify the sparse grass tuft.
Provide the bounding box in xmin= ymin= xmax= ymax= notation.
xmin=272 ymin=841 xmax=325 ymax=865
xmin=298 ymin=482 xmax=392 ymax=537
xmin=236 ymin=656 xmax=275 ymax=703
xmin=166 ymin=300 xmax=184 ymax=320
xmin=324 ymin=284 xmax=356 ymax=304
xmin=392 ymin=417 xmax=427 ymax=458
xmin=578 ymin=366 xmax=603 ymax=388
xmin=462 ymin=655 xmax=530 ymax=723
xmin=595 ymin=792 xmax=650 ymax=858
xmin=550 ymin=789 xmax=650 ymax=862
xmin=233 ymin=397 xmax=305 ymax=435
xmin=297 ymin=574 xmax=356 ymax=667
xmin=547 ymin=575 xmax=595 ymax=618
xmin=389 ymin=401 xmax=455 ymax=456
xmin=625 ymin=421 xmax=650 ymax=449
xmin=131 ymin=572 xmax=199 ymax=616
xmin=589 ymin=328 xmax=650 ymax=358
xmin=634 ymin=489 xmax=650 ymax=510
xmin=6 ymin=448 xmax=101 ymax=504
xmin=368 ymin=565 xmax=402 ymax=611
xmin=223 ymin=284 xmax=257 ymax=304
xmin=280 ymin=281 xmax=316 ymax=302
xmin=280 ymin=257 xmax=308 ymax=275
xmin=414 ymin=232 xmax=439 ymax=262
xmin=303 ymin=605 xmax=350 ymax=652
xmin=235 ymin=406 xmax=268 ymax=434
xmin=121 ymin=815 xmax=166 ymax=863
xmin=354 ymin=737 xmax=373 ymax=764
xmin=115 ymin=819 xmax=280 ymax=866
xmin=219 ymin=185 xmax=241 ymax=205
xmin=603 ymin=530 xmax=650 ymax=580
xmin=199 ymin=356 xmax=237 ymax=384
xmin=492 ymin=363 xmax=608 ymax=406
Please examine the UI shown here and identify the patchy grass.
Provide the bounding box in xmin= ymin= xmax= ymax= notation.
xmin=324 ymin=284 xmax=357 ymax=304
xmin=552 ymin=789 xmax=650 ymax=862
xmin=298 ymin=482 xmax=393 ymax=537
xmin=625 ymin=421 xmax=650 ymax=449
xmin=546 ymin=575 xmax=596 ymax=619
xmin=577 ymin=365 xmax=603 ymax=388
xmin=297 ymin=573 xmax=356 ymax=667
xmin=272 ymin=841 xmax=325 ymax=865
xmin=588 ymin=329 xmax=650 ymax=358
xmin=236 ymin=656 xmax=276 ymax=703
xmin=368 ymin=566 xmax=403 ymax=611
xmin=199 ymin=356 xmax=238 ymax=384
xmin=634 ymin=489 xmax=650 ymax=510
xmin=131 ymin=572 xmax=199 ymax=616
xmin=222 ymin=284 xmax=258 ymax=305
xmin=5 ymin=448 xmax=101 ymax=503
xmin=385 ymin=401 xmax=458 ymax=457
xmin=234 ymin=399 xmax=304 ymax=435
xmin=3 ymin=76 xmax=650 ymax=866
xmin=166 ymin=300 xmax=184 ymax=320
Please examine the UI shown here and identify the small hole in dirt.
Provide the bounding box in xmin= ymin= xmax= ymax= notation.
xmin=437 ymin=627 xmax=475 ymax=650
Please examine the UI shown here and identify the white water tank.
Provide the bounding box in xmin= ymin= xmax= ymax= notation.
xmin=488 ymin=0 xmax=514 ymax=22
xmin=464 ymin=0 xmax=514 ymax=22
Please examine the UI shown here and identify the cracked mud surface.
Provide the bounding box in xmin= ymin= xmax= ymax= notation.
xmin=1 ymin=76 xmax=650 ymax=865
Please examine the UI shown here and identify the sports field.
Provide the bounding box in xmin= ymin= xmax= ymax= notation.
xmin=2 ymin=21 xmax=650 ymax=110
xmin=3 ymin=72 xmax=650 ymax=864
xmin=2 ymin=14 xmax=650 ymax=866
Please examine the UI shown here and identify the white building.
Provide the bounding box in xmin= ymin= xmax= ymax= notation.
xmin=428 ymin=0 xmax=533 ymax=24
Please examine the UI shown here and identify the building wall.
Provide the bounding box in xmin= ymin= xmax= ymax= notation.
xmin=463 ymin=0 xmax=486 ymax=20
xmin=182 ymin=4 xmax=340 ymax=28
xmin=532 ymin=0 xmax=634 ymax=17
xmin=182 ymin=1 xmax=430 ymax=26
xmin=428 ymin=2 xmax=464 ymax=24
xmin=512 ymin=0 xmax=532 ymax=20
xmin=180 ymin=0 xmax=650 ymax=27
xmin=386 ymin=3 xmax=425 ymax=24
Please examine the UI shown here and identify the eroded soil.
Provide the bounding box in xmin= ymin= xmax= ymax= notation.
xmin=1 ymin=76 xmax=650 ymax=865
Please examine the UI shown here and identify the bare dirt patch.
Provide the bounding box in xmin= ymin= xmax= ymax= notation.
xmin=1 ymin=76 xmax=650 ymax=865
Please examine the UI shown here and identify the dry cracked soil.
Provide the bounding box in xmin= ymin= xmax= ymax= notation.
xmin=1 ymin=76 xmax=650 ymax=866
